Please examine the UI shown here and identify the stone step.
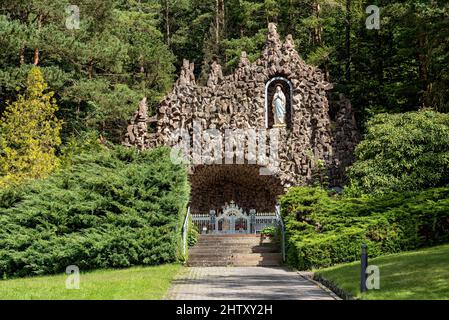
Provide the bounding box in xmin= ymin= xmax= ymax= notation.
xmin=187 ymin=234 xmax=282 ymax=267
xmin=197 ymin=234 xmax=271 ymax=237
xmin=196 ymin=237 xmax=264 ymax=242
xmin=197 ymin=234 xmax=261 ymax=238
xmin=195 ymin=237 xmax=274 ymax=244
xmin=196 ymin=238 xmax=264 ymax=241
xmin=187 ymin=253 xmax=282 ymax=267
xmin=194 ymin=244 xmax=271 ymax=248
xmin=186 ymin=261 xmax=282 ymax=267
xmin=189 ymin=246 xmax=279 ymax=254
xmin=188 ymin=256 xmax=282 ymax=263
xmin=232 ymin=253 xmax=282 ymax=260
xmin=198 ymin=234 xmax=261 ymax=238
xmin=188 ymin=253 xmax=282 ymax=262
xmin=186 ymin=261 xmax=228 ymax=267
xmin=192 ymin=242 xmax=278 ymax=247
xmin=188 ymin=251 xmax=278 ymax=258
xmin=194 ymin=241 xmax=274 ymax=247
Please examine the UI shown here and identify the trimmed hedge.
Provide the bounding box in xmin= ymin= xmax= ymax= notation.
xmin=0 ymin=146 xmax=189 ymax=278
xmin=280 ymin=187 xmax=449 ymax=270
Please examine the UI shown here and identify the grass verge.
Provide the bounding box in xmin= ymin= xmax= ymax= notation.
xmin=0 ymin=264 xmax=182 ymax=300
xmin=315 ymin=243 xmax=449 ymax=300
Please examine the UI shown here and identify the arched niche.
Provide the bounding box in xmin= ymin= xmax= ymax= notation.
xmin=189 ymin=164 xmax=284 ymax=214
xmin=265 ymin=77 xmax=293 ymax=129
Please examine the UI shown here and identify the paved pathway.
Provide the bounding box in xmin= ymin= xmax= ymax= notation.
xmin=166 ymin=267 xmax=337 ymax=300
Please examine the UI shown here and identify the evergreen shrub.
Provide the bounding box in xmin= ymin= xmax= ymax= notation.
xmin=280 ymin=187 xmax=449 ymax=269
xmin=0 ymin=146 xmax=189 ymax=278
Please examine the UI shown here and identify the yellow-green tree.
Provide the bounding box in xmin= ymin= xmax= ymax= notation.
xmin=0 ymin=67 xmax=62 ymax=187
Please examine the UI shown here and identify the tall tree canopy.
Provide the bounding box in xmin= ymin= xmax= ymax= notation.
xmin=1 ymin=0 xmax=448 ymax=140
xmin=0 ymin=0 xmax=175 ymax=142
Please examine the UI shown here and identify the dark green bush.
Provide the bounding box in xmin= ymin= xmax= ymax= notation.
xmin=281 ymin=187 xmax=449 ymax=270
xmin=347 ymin=109 xmax=449 ymax=196
xmin=0 ymin=146 xmax=189 ymax=278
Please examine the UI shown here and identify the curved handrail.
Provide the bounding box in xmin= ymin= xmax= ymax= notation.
xmin=275 ymin=204 xmax=286 ymax=262
xmin=182 ymin=206 xmax=190 ymax=257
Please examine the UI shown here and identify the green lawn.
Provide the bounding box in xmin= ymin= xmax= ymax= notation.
xmin=315 ymin=243 xmax=449 ymax=300
xmin=0 ymin=264 xmax=182 ymax=300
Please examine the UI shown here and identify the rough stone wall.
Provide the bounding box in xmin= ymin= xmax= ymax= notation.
xmin=123 ymin=97 xmax=149 ymax=150
xmin=330 ymin=94 xmax=360 ymax=185
xmin=123 ymin=23 xmax=359 ymax=204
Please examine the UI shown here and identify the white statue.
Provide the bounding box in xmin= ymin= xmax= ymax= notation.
xmin=272 ymin=85 xmax=286 ymax=126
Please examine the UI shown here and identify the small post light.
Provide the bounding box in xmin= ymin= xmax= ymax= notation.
xmin=360 ymin=244 xmax=368 ymax=293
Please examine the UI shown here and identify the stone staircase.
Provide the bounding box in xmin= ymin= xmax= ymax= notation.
xmin=187 ymin=234 xmax=282 ymax=267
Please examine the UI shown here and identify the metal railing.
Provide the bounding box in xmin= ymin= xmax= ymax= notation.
xmin=254 ymin=212 xmax=278 ymax=234
xmin=182 ymin=206 xmax=190 ymax=257
xmin=190 ymin=211 xmax=278 ymax=234
xmin=275 ymin=204 xmax=286 ymax=263
xmin=192 ymin=213 xmax=211 ymax=233
xmin=188 ymin=205 xmax=286 ymax=263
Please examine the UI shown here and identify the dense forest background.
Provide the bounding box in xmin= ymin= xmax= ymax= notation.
xmin=1 ymin=0 xmax=448 ymax=144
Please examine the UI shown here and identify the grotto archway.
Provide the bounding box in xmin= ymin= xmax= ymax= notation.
xmin=189 ymin=164 xmax=284 ymax=214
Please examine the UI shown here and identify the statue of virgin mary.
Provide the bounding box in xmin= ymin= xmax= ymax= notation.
xmin=272 ymin=85 xmax=286 ymax=126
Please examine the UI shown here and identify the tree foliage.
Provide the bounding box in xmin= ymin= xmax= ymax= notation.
xmin=0 ymin=0 xmax=175 ymax=142
xmin=0 ymin=67 xmax=62 ymax=188
xmin=347 ymin=110 xmax=449 ymax=195
xmin=280 ymin=186 xmax=449 ymax=269
xmin=0 ymin=146 xmax=189 ymax=278
xmin=1 ymin=0 xmax=448 ymax=140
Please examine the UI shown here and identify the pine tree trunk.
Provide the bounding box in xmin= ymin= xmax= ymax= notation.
xmin=33 ymin=48 xmax=39 ymax=66
xmin=216 ymin=0 xmax=220 ymax=44
xmin=166 ymin=0 xmax=170 ymax=47
xmin=221 ymin=0 xmax=225 ymax=40
xmin=33 ymin=14 xmax=42 ymax=66
xmin=345 ymin=0 xmax=351 ymax=81
xmin=312 ymin=1 xmax=322 ymax=45
xmin=312 ymin=1 xmax=327 ymax=81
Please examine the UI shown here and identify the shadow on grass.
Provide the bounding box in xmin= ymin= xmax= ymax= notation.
xmin=315 ymin=244 xmax=449 ymax=300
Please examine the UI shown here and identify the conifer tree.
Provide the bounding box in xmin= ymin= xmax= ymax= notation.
xmin=0 ymin=67 xmax=62 ymax=187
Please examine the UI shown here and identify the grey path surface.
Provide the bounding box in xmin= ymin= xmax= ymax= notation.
xmin=166 ymin=267 xmax=337 ymax=300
